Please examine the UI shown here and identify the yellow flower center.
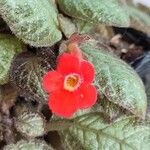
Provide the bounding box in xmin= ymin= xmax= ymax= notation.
xmin=64 ymin=74 xmax=81 ymax=92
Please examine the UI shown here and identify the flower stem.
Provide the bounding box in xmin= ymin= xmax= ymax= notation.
xmin=45 ymin=120 xmax=73 ymax=132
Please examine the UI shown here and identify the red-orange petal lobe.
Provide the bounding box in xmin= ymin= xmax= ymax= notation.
xmin=48 ymin=90 xmax=78 ymax=118
xmin=56 ymin=53 xmax=80 ymax=75
xmin=43 ymin=71 xmax=64 ymax=93
xmin=80 ymin=60 xmax=95 ymax=84
xmin=77 ymin=83 xmax=97 ymax=109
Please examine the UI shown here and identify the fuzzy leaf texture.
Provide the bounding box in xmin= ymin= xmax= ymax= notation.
xmin=10 ymin=51 xmax=56 ymax=103
xmin=57 ymin=0 xmax=130 ymax=27
xmin=58 ymin=14 xmax=77 ymax=38
xmin=0 ymin=0 xmax=62 ymax=47
xmin=80 ymin=40 xmax=147 ymax=119
xmin=4 ymin=140 xmax=54 ymax=150
xmin=58 ymin=113 xmax=150 ymax=150
xmin=73 ymin=19 xmax=93 ymax=34
xmin=0 ymin=34 xmax=24 ymax=85
xmin=125 ymin=5 xmax=150 ymax=34
xmin=15 ymin=112 xmax=45 ymax=138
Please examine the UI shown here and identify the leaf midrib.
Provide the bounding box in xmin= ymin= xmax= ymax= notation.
xmin=72 ymin=114 xmax=138 ymax=150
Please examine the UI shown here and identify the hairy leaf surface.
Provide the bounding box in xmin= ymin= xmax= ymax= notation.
xmin=0 ymin=34 xmax=24 ymax=85
xmin=58 ymin=114 xmax=150 ymax=150
xmin=0 ymin=0 xmax=62 ymax=47
xmin=57 ymin=0 xmax=129 ymax=27
xmin=4 ymin=140 xmax=53 ymax=150
xmin=15 ymin=112 xmax=45 ymax=138
xmin=11 ymin=51 xmax=56 ymax=103
xmin=80 ymin=40 xmax=147 ymax=118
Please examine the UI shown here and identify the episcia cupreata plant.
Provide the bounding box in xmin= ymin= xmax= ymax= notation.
xmin=0 ymin=0 xmax=150 ymax=150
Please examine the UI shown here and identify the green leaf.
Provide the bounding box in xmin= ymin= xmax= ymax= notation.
xmin=125 ymin=5 xmax=150 ymax=34
xmin=10 ymin=51 xmax=56 ymax=103
xmin=4 ymin=140 xmax=54 ymax=150
xmin=80 ymin=40 xmax=147 ymax=119
xmin=73 ymin=19 xmax=114 ymax=40
xmin=57 ymin=0 xmax=130 ymax=27
xmin=0 ymin=0 xmax=62 ymax=47
xmin=94 ymin=96 xmax=126 ymax=120
xmin=58 ymin=14 xmax=77 ymax=38
xmin=58 ymin=114 xmax=150 ymax=150
xmin=0 ymin=34 xmax=24 ymax=85
xmin=73 ymin=19 xmax=93 ymax=34
xmin=15 ymin=112 xmax=45 ymax=138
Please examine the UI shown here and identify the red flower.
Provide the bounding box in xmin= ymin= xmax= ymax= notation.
xmin=43 ymin=53 xmax=97 ymax=118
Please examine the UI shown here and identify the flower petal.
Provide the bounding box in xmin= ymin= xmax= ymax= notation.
xmin=80 ymin=61 xmax=95 ymax=83
xmin=48 ymin=90 xmax=78 ymax=118
xmin=57 ymin=53 xmax=80 ymax=75
xmin=77 ymin=83 xmax=97 ymax=109
xmin=43 ymin=71 xmax=64 ymax=93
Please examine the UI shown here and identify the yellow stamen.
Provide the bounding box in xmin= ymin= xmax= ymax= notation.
xmin=64 ymin=74 xmax=81 ymax=92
